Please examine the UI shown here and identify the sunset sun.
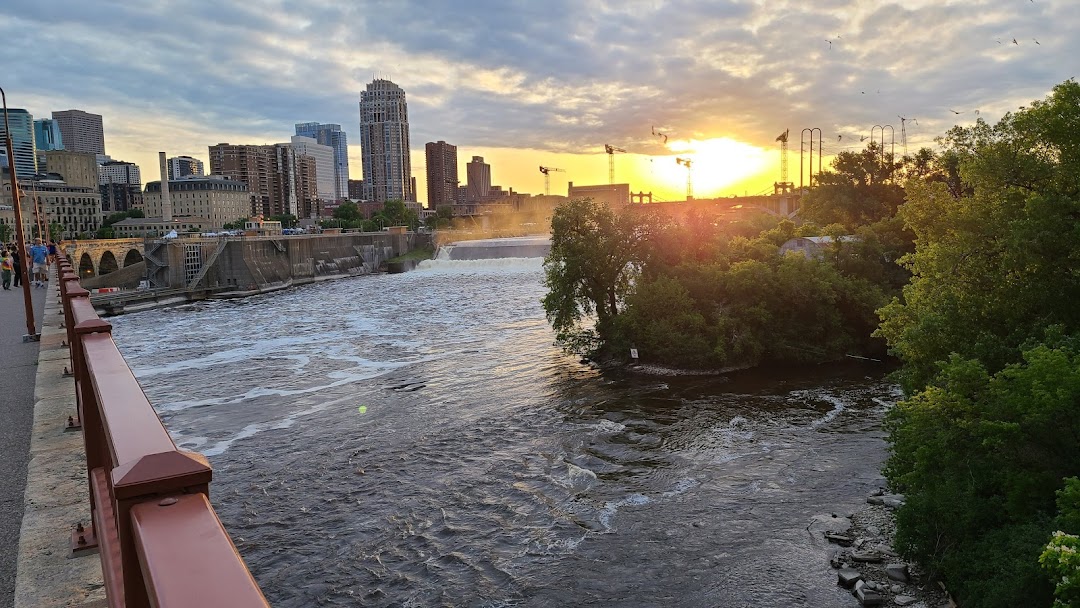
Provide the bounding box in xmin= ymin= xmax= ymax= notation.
xmin=651 ymin=138 xmax=772 ymax=198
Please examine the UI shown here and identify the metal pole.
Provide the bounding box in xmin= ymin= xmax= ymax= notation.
xmin=1 ymin=87 xmax=38 ymax=339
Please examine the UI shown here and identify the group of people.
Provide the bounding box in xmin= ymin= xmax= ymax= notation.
xmin=1 ymin=239 xmax=55 ymax=291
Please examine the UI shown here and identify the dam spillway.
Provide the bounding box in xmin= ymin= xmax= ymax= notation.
xmin=435 ymin=236 xmax=551 ymax=261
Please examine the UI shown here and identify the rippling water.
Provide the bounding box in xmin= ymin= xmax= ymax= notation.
xmin=110 ymin=255 xmax=897 ymax=607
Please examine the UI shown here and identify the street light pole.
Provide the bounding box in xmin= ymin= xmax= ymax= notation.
xmin=1 ymin=86 xmax=38 ymax=339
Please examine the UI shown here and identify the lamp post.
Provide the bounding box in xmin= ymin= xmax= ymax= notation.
xmin=1 ymin=86 xmax=38 ymax=339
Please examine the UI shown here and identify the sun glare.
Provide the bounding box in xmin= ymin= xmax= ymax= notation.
xmin=654 ymin=138 xmax=772 ymax=198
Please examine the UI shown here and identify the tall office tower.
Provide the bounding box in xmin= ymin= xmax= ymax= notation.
xmin=0 ymin=108 xmax=38 ymax=176
xmin=33 ymin=118 xmax=63 ymax=151
xmin=424 ymin=141 xmax=458 ymax=207
xmin=295 ymin=122 xmax=349 ymax=200
xmin=358 ymin=79 xmax=412 ymax=203
xmin=51 ymin=109 xmax=105 ymax=155
xmin=290 ymin=135 xmax=335 ymax=208
xmin=167 ymin=155 xmax=205 ymax=179
xmin=466 ymin=156 xmax=491 ymax=202
xmin=347 ymin=179 xmax=364 ymax=200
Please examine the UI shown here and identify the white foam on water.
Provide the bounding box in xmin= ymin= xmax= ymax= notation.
xmin=661 ymin=477 xmax=701 ymax=498
xmin=810 ymin=393 xmax=848 ymax=428
xmin=414 ymin=257 xmax=544 ymax=273
xmin=566 ymin=463 xmax=598 ymax=491
xmin=599 ymin=493 xmax=652 ymax=530
xmin=200 ymin=391 xmax=360 ymax=457
xmin=593 ymin=420 xmax=626 ymax=434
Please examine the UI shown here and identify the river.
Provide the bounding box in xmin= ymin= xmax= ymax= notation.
xmin=109 ymin=252 xmax=897 ymax=607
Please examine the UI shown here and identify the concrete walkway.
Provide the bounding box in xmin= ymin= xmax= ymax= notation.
xmin=0 ymin=274 xmax=46 ymax=608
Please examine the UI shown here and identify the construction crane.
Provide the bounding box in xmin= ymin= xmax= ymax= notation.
xmin=675 ymin=157 xmax=693 ymax=200
xmin=539 ymin=166 xmax=565 ymax=196
xmin=774 ymin=128 xmax=793 ymax=194
xmin=604 ymin=144 xmax=626 ymax=184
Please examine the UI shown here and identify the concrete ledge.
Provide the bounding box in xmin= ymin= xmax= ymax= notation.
xmin=15 ymin=270 xmax=105 ymax=608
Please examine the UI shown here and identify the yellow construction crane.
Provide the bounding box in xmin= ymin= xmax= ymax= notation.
xmin=604 ymin=144 xmax=626 ymax=184
xmin=676 ymin=157 xmax=693 ymax=200
xmin=774 ymin=128 xmax=793 ymax=194
xmin=539 ymin=165 xmax=565 ymax=196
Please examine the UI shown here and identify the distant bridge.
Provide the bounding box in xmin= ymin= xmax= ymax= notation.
xmin=64 ymin=238 xmax=145 ymax=278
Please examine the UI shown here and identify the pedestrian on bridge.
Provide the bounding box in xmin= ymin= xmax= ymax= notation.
xmin=1 ymin=249 xmax=13 ymax=290
xmin=29 ymin=238 xmax=48 ymax=288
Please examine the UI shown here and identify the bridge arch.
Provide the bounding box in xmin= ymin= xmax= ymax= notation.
xmin=99 ymin=251 xmax=119 ymax=275
xmin=123 ymin=249 xmax=143 ymax=267
xmin=79 ymin=252 xmax=96 ymax=278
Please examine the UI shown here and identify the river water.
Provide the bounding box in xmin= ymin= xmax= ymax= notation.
xmin=109 ymin=254 xmax=896 ymax=607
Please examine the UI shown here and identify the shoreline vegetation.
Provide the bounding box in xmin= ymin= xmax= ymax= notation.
xmin=543 ymin=79 xmax=1080 ymax=607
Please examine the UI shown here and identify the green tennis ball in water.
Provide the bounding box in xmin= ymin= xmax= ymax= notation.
xmin=358 ymin=405 xmax=368 ymax=414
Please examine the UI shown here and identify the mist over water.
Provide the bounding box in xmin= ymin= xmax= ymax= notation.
xmin=110 ymin=254 xmax=895 ymax=607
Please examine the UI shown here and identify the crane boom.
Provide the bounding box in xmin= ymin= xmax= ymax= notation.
xmin=539 ymin=166 xmax=565 ymax=196
xmin=676 ymin=157 xmax=693 ymax=200
xmin=604 ymin=144 xmax=627 ymax=184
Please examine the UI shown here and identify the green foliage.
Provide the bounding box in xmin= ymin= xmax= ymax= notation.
xmin=1041 ymin=531 xmax=1080 ymax=608
xmin=799 ymin=142 xmax=907 ymax=230
xmin=222 ymin=219 xmax=246 ymax=230
xmin=0 ymin=223 xmax=11 ymax=243
xmin=97 ymin=210 xmax=146 ymax=238
xmin=332 ymin=201 xmax=361 ymax=223
xmin=268 ymin=213 xmax=298 ymax=228
xmin=885 ymin=343 xmax=1080 ymax=606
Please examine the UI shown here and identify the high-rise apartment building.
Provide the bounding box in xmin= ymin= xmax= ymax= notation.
xmin=51 ymin=109 xmax=105 ymax=155
xmin=99 ymin=160 xmax=143 ymax=213
xmin=290 ymin=135 xmax=335 ymax=209
xmin=347 ymin=179 xmax=364 ymax=200
xmin=0 ymin=109 xmax=38 ymax=177
xmin=466 ymin=156 xmax=491 ymax=203
xmin=34 ymin=118 xmax=63 ymax=151
xmin=167 ymin=155 xmax=205 ymax=179
xmin=99 ymin=160 xmax=141 ymax=187
xmin=295 ymin=122 xmax=349 ymax=200
xmin=358 ymin=79 xmax=412 ymax=203
xmin=425 ymin=141 xmax=458 ymax=208
xmin=209 ymin=143 xmax=317 ymax=218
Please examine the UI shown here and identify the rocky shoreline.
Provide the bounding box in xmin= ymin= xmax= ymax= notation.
xmin=816 ymin=489 xmax=955 ymax=607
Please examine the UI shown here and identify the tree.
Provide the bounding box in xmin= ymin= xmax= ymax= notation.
xmin=332 ymin=201 xmax=361 ymax=223
xmin=0 ymin=223 xmax=12 ymax=243
xmin=799 ymin=142 xmax=907 ymax=229
xmin=542 ymin=198 xmax=654 ymax=356
xmin=269 ymin=213 xmax=298 ymax=228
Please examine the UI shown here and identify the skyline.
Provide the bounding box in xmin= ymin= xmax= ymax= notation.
xmin=1 ymin=1 xmax=1076 ymax=202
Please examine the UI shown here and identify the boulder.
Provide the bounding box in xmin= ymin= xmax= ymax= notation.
xmin=882 ymin=495 xmax=906 ymax=509
xmin=838 ymin=568 xmax=862 ymax=589
xmin=855 ymin=586 xmax=884 ymax=606
xmin=851 ymin=550 xmax=883 ymax=563
xmin=893 ymin=595 xmax=918 ymax=606
xmin=885 ymin=563 xmax=910 ymax=582
xmin=825 ymin=532 xmax=853 ymax=546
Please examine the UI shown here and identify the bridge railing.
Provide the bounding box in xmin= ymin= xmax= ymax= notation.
xmin=56 ymin=254 xmax=269 ymax=608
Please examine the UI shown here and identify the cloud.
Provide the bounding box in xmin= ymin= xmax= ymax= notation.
xmin=0 ymin=0 xmax=1075 ymax=199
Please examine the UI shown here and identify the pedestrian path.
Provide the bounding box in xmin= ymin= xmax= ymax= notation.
xmin=0 ymin=275 xmax=46 ymax=608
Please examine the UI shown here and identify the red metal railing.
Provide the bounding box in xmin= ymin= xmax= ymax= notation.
xmin=56 ymin=255 xmax=269 ymax=607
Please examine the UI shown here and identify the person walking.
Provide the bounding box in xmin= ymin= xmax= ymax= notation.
xmin=28 ymin=238 xmax=48 ymax=288
xmin=9 ymin=244 xmax=20 ymax=287
xmin=1 ymin=249 xmax=12 ymax=290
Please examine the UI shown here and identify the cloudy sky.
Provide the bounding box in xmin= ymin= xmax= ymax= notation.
xmin=2 ymin=0 xmax=1075 ymax=202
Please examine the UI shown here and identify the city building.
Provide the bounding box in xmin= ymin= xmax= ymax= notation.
xmin=41 ymin=150 xmax=98 ymax=189
xmin=140 ymin=176 xmax=250 ymax=228
xmin=167 ymin=155 xmax=205 ymax=179
xmin=422 ymin=140 xmax=459 ymax=207
xmin=33 ymin=118 xmax=63 ymax=151
xmin=358 ymin=79 xmax=412 ymax=203
xmin=208 ymin=143 xmax=317 ymax=218
xmin=1 ymin=173 xmax=102 ymax=239
xmin=51 ymin=109 xmax=105 ymax=155
xmin=567 ymin=182 xmax=630 ymax=209
xmin=99 ymin=160 xmax=143 ymax=213
xmin=0 ymin=109 xmax=38 ymax=177
xmin=290 ymin=135 xmax=335 ymax=210
xmin=111 ymin=217 xmax=213 ymax=238
xmin=347 ymin=179 xmax=364 ymax=200
xmin=466 ymin=156 xmax=491 ymax=203
xmin=295 ymin=122 xmax=349 ymax=200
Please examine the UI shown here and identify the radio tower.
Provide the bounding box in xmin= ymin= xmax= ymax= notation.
xmin=774 ymin=128 xmax=793 ymax=194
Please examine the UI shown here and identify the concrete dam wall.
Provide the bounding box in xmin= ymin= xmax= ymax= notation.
xmin=437 ymin=236 xmax=551 ymax=261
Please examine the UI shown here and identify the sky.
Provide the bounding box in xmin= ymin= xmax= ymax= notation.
xmin=1 ymin=0 xmax=1076 ymax=203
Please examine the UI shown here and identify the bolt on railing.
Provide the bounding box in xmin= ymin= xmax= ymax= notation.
xmin=57 ymin=255 xmax=268 ymax=608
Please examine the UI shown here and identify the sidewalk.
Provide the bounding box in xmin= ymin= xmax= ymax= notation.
xmin=0 ymin=275 xmax=46 ymax=608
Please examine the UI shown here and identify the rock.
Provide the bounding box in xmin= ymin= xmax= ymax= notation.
xmin=866 ymin=524 xmax=882 ymax=537
xmin=871 ymin=488 xmax=886 ymax=497
xmin=894 ymin=595 xmax=918 ymax=606
xmin=851 ymin=550 xmax=883 ymax=563
xmin=856 ymin=585 xmax=884 ymax=606
xmin=867 ymin=495 xmax=885 ymax=505
xmin=825 ymin=532 xmax=853 ymax=546
xmin=829 ymin=550 xmax=844 ymax=569
xmin=891 ymin=584 xmax=903 ymax=594
xmin=838 ymin=568 xmax=862 ymax=589
xmin=885 ymin=563 xmax=910 ymax=582
xmin=883 ymin=496 xmax=906 ymax=509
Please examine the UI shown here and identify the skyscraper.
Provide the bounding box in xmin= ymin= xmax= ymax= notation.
xmin=33 ymin=118 xmax=63 ymax=151
xmin=358 ymin=79 xmax=412 ymax=203
xmin=167 ymin=155 xmax=205 ymax=179
xmin=290 ymin=135 xmax=335 ymax=208
xmin=425 ymin=141 xmax=458 ymax=208
xmin=295 ymin=122 xmax=349 ymax=200
xmin=466 ymin=156 xmax=491 ymax=202
xmin=51 ymin=109 xmax=105 ymax=155
xmin=0 ymin=109 xmax=37 ymax=177
xmin=209 ymin=143 xmax=317 ymax=218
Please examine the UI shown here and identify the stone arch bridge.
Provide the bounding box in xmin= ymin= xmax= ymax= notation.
xmin=64 ymin=239 xmax=145 ymax=278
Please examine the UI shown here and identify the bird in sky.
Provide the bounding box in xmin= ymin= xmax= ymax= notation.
xmin=837 ymin=134 xmax=842 ymax=141
xmin=860 ymin=135 xmax=868 ymax=142
xmin=950 ymin=109 xmax=964 ymax=115
xmin=1013 ymin=38 xmax=1019 ymax=45
xmin=1033 ymin=38 xmax=1041 ymax=45
xmin=996 ymin=39 xmax=1002 ymax=44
